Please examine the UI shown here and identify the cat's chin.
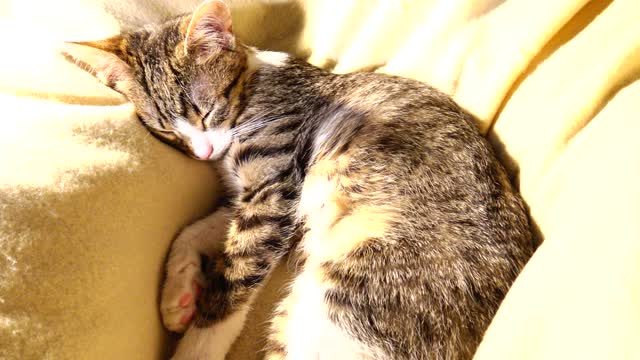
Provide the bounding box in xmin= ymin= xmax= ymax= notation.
xmin=188 ymin=154 xmax=213 ymax=161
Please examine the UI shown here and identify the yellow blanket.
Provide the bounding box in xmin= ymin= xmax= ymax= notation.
xmin=1 ymin=0 xmax=638 ymax=359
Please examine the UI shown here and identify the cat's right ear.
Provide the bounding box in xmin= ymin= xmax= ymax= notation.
xmin=183 ymin=0 xmax=235 ymax=63
xmin=62 ymin=37 xmax=135 ymax=95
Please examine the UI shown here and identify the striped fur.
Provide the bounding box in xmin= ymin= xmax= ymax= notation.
xmin=65 ymin=1 xmax=535 ymax=359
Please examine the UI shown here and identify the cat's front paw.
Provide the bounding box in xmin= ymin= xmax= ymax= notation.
xmin=161 ymin=253 xmax=205 ymax=333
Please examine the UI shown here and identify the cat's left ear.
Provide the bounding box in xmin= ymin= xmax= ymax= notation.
xmin=61 ymin=36 xmax=135 ymax=95
xmin=183 ymin=0 xmax=235 ymax=62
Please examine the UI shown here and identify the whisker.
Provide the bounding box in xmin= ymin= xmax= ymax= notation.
xmin=231 ymin=114 xmax=287 ymax=136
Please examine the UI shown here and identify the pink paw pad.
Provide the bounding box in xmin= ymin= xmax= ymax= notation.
xmin=178 ymin=281 xmax=202 ymax=308
xmin=177 ymin=281 xmax=202 ymax=325
xmin=180 ymin=311 xmax=195 ymax=325
xmin=179 ymin=293 xmax=193 ymax=307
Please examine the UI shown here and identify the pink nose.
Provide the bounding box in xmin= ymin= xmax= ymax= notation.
xmin=193 ymin=143 xmax=213 ymax=160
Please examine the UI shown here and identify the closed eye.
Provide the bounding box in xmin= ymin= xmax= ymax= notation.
xmin=155 ymin=128 xmax=174 ymax=134
xmin=154 ymin=128 xmax=177 ymax=140
xmin=190 ymin=102 xmax=213 ymax=129
xmin=201 ymin=109 xmax=213 ymax=128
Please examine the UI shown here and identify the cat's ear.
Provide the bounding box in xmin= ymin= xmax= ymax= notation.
xmin=62 ymin=36 xmax=135 ymax=94
xmin=184 ymin=0 xmax=234 ymax=62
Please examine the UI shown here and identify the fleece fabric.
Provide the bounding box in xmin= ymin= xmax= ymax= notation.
xmin=0 ymin=0 xmax=638 ymax=359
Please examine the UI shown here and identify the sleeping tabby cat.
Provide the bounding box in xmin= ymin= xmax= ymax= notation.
xmin=64 ymin=1 xmax=534 ymax=359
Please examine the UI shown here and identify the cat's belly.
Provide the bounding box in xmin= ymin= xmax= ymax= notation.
xmin=283 ymin=267 xmax=374 ymax=360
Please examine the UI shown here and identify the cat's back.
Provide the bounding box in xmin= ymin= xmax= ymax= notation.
xmin=294 ymin=65 xmax=534 ymax=359
xmin=307 ymin=66 xmax=533 ymax=259
xmin=322 ymin=68 xmax=534 ymax=271
xmin=313 ymin=69 xmax=490 ymax=164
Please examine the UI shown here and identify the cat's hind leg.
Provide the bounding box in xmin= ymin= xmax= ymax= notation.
xmin=161 ymin=206 xmax=231 ymax=333
xmin=264 ymin=265 xmax=376 ymax=360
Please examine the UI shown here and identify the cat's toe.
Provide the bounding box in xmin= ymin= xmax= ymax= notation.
xmin=161 ymin=262 xmax=204 ymax=333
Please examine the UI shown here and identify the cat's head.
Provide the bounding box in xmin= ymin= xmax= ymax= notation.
xmin=63 ymin=0 xmax=246 ymax=160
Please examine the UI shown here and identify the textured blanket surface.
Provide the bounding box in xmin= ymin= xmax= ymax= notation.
xmin=1 ymin=0 xmax=639 ymax=359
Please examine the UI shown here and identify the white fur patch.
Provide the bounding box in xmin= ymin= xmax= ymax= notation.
xmin=171 ymin=305 xmax=249 ymax=360
xmin=175 ymin=119 xmax=233 ymax=160
xmin=176 ymin=119 xmax=213 ymax=159
xmin=205 ymin=127 xmax=233 ymax=160
xmin=256 ymin=51 xmax=289 ymax=67
xmin=285 ymin=269 xmax=372 ymax=360
xmin=248 ymin=49 xmax=290 ymax=71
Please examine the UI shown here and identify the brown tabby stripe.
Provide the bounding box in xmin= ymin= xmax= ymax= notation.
xmin=269 ymin=117 xmax=304 ymax=135
xmin=235 ymin=213 xmax=292 ymax=232
xmin=223 ymin=68 xmax=244 ymax=99
xmin=253 ymin=183 xmax=298 ymax=204
xmin=240 ymin=167 xmax=296 ymax=203
xmin=232 ymin=142 xmax=296 ymax=168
